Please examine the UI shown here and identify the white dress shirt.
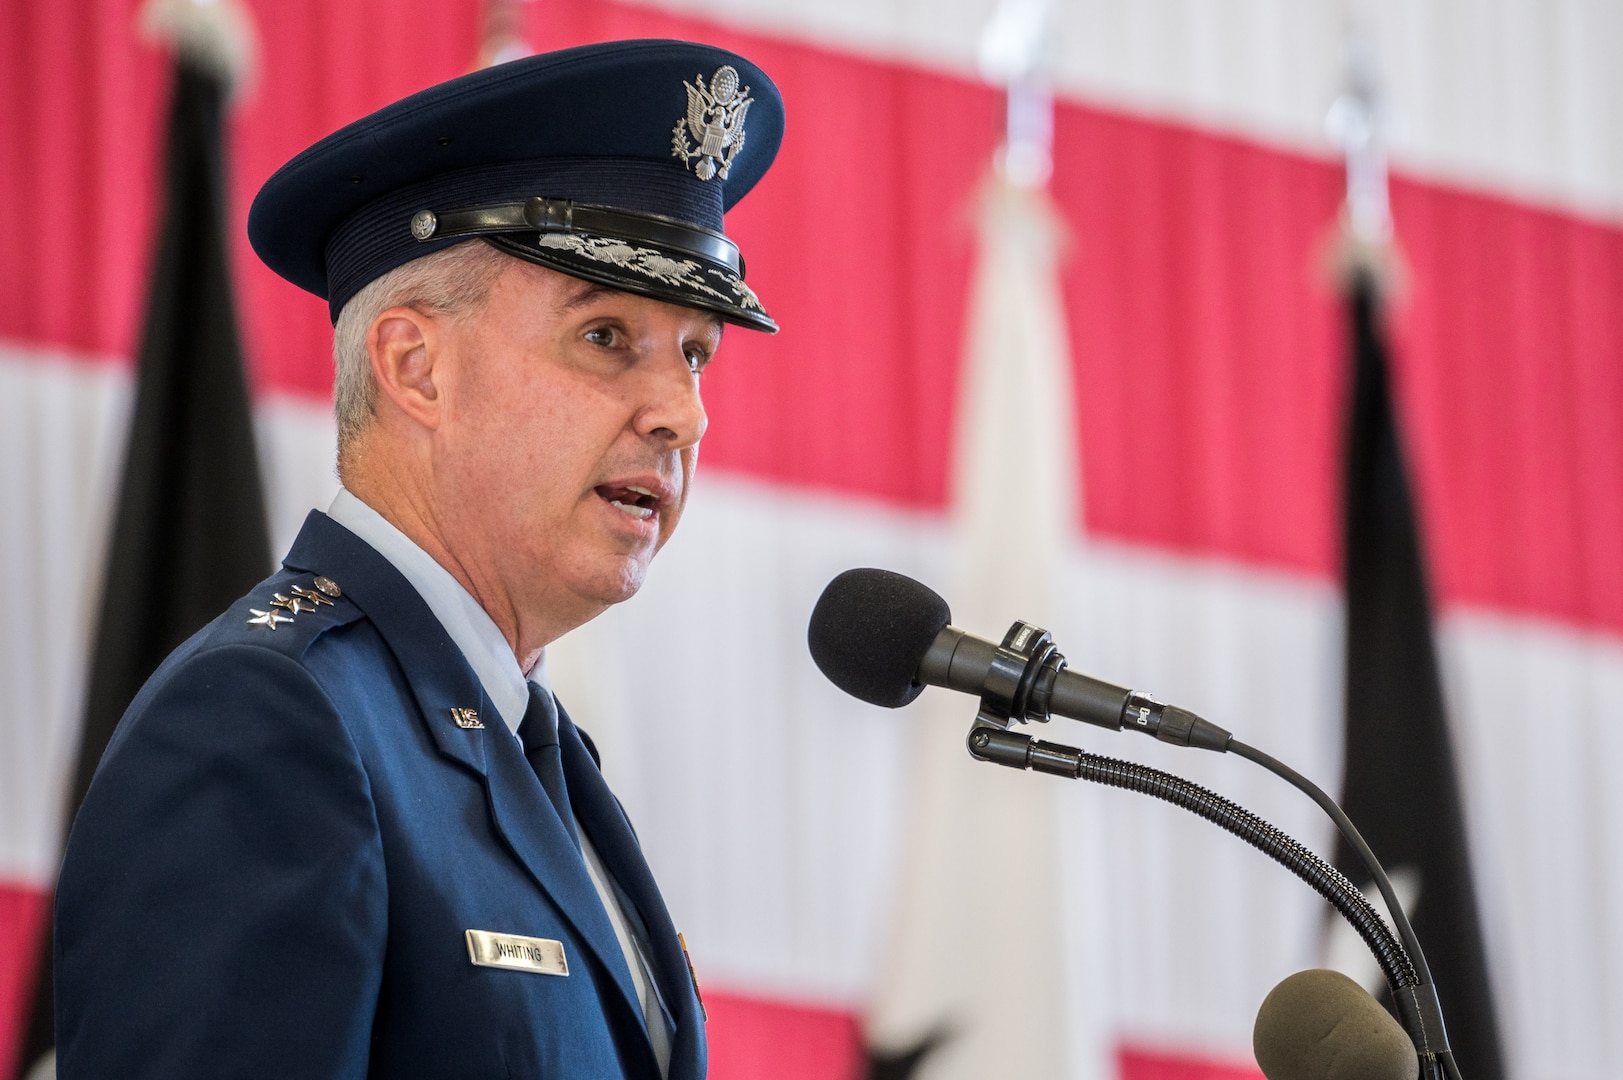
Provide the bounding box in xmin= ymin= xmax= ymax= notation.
xmin=327 ymin=489 xmax=673 ymax=1076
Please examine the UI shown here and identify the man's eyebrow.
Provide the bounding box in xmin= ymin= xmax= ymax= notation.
xmin=557 ymin=282 xmax=727 ymax=339
xmin=556 ymin=282 xmax=620 ymax=313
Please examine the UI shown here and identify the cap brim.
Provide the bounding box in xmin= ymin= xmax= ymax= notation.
xmin=487 ymin=231 xmax=777 ymax=333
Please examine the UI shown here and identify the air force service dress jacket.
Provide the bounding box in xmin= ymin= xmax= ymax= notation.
xmin=54 ymin=509 xmax=704 ymax=1079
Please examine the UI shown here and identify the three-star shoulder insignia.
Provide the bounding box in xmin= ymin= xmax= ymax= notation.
xmin=247 ymin=577 xmax=343 ymax=631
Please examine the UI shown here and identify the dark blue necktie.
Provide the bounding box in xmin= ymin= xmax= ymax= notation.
xmin=517 ymin=683 xmax=580 ymax=851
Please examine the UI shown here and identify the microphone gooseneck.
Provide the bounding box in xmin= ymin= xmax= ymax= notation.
xmin=967 ymin=724 xmax=1417 ymax=995
xmin=1253 ymin=969 xmax=1419 ymax=1080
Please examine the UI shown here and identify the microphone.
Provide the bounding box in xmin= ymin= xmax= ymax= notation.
xmin=810 ymin=568 xmax=1455 ymax=1078
xmin=1253 ymin=969 xmax=1419 ymax=1080
xmin=807 ymin=568 xmax=1230 ymax=750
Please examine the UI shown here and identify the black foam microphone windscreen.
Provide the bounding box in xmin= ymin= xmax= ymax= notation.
xmin=1253 ymin=969 xmax=1418 ymax=1080
xmin=807 ymin=568 xmax=952 ymax=708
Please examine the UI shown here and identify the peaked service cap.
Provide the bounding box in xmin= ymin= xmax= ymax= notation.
xmin=248 ymin=39 xmax=783 ymax=331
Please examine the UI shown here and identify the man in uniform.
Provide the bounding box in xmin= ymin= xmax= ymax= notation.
xmin=53 ymin=39 xmax=781 ymax=1080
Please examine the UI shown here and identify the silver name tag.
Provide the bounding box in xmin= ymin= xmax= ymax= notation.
xmin=465 ymin=929 xmax=569 ymax=976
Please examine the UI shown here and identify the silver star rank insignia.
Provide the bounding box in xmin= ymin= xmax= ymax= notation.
xmin=271 ymin=592 xmax=313 ymax=615
xmin=290 ymin=584 xmax=334 ymax=608
xmin=247 ymin=608 xmax=294 ymax=630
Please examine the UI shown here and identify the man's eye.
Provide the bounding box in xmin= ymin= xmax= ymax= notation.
xmin=584 ymin=326 xmax=618 ymax=347
xmin=685 ymin=347 xmax=711 ymax=374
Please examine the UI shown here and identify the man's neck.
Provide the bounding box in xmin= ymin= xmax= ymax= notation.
xmin=341 ymin=454 xmax=545 ymax=671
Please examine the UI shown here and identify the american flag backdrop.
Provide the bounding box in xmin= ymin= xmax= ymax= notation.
xmin=3 ymin=2 xmax=1621 ymax=1079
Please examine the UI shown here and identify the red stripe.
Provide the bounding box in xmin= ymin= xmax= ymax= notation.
xmin=0 ymin=0 xmax=164 ymax=365
xmin=2 ymin=0 xmax=1620 ymax=634
xmin=704 ymin=990 xmax=863 ymax=1080
xmin=1118 ymin=1043 xmax=1264 ymax=1080
xmin=0 ymin=882 xmax=49 ymax=1080
xmin=658 ymin=990 xmax=1276 ymax=1080
xmin=1055 ymin=103 xmax=1345 ymax=578
xmin=1391 ymin=178 xmax=1623 ymax=633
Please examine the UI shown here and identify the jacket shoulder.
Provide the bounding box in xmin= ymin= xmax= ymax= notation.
xmin=199 ymin=567 xmax=366 ymax=662
xmin=103 ymin=568 xmax=372 ymax=761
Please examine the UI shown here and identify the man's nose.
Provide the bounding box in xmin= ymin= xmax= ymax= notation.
xmin=636 ymin=349 xmax=708 ymax=449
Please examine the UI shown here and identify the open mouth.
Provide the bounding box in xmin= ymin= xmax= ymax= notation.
xmin=596 ymin=484 xmax=659 ymax=521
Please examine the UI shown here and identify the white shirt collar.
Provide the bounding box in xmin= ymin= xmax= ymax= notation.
xmin=327 ymin=488 xmax=548 ymax=736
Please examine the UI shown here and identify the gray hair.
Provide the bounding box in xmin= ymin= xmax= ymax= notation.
xmin=331 ymin=240 xmax=513 ymax=457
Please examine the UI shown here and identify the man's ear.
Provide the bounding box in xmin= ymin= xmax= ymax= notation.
xmin=367 ymin=306 xmax=444 ymax=431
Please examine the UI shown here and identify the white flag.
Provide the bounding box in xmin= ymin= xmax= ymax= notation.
xmin=865 ymin=173 xmax=1078 ymax=1080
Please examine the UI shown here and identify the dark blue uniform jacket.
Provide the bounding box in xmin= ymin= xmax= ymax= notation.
xmin=55 ymin=510 xmax=704 ymax=1079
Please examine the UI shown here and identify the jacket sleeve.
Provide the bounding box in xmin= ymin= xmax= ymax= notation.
xmin=54 ymin=643 xmax=388 ymax=1080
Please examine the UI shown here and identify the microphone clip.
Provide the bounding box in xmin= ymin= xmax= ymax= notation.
xmin=970 ymin=620 xmax=1067 ymax=729
xmin=966 ymin=722 xmax=1087 ymax=779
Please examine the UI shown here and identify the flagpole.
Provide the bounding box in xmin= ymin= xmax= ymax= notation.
xmin=978 ymin=0 xmax=1053 ymax=191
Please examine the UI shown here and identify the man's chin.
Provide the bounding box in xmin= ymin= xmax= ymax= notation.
xmin=575 ymin=557 xmax=652 ymax=608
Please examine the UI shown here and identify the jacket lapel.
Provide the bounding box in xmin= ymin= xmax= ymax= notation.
xmin=559 ymin=702 xmax=707 ymax=1080
xmin=286 ymin=512 xmax=491 ymax=778
xmin=281 ymin=512 xmax=650 ymax=1051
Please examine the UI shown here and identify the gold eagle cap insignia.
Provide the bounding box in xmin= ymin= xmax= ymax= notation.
xmin=672 ymin=65 xmax=753 ymax=181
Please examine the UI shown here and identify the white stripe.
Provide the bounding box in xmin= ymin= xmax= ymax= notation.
xmin=253 ymin=392 xmax=340 ymax=560
xmin=635 ymin=0 xmax=1623 ymax=217
xmin=0 ymin=344 xmax=131 ymax=885
xmin=1060 ymin=538 xmax=1345 ymax=1059
xmin=1440 ymin=610 xmax=1623 ymax=1080
xmin=0 ymin=362 xmax=326 ymax=886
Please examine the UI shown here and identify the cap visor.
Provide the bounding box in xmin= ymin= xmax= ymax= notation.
xmin=487 ymin=232 xmax=776 ymax=333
